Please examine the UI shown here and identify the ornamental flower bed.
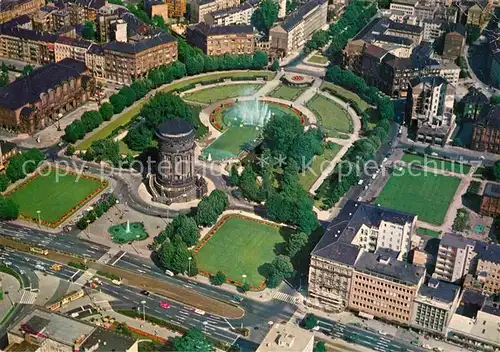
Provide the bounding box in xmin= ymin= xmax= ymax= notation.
xmin=291 ymin=75 xmax=304 ymax=81
xmin=193 ymin=214 xmax=280 ymax=291
xmin=7 ymin=165 xmax=108 ymax=228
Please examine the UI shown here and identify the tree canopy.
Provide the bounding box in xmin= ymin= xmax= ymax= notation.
xmin=251 ymin=0 xmax=279 ymax=35
xmin=172 ymin=328 xmax=214 ymax=352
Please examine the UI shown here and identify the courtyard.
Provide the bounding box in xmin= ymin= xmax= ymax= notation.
xmin=182 ymin=84 xmax=263 ymax=104
xmin=376 ymin=168 xmax=461 ymax=225
xmin=194 ymin=215 xmax=290 ymax=288
xmin=7 ymin=168 xmax=106 ymax=226
xmin=306 ymin=94 xmax=353 ymax=135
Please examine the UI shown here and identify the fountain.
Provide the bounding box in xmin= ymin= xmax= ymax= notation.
xmin=232 ymin=99 xmax=271 ymax=127
xmin=125 ymin=219 xmax=130 ymax=233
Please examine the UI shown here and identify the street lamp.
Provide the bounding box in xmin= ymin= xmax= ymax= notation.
xmin=242 ymin=274 xmax=247 ymax=285
xmin=57 ymin=113 xmax=63 ymax=131
xmin=188 ymin=257 xmax=192 ymax=275
xmin=36 ymin=210 xmax=41 ymax=227
xmin=141 ymin=300 xmax=146 ymax=321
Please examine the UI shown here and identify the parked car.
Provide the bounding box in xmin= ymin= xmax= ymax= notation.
xmin=140 ymin=290 xmax=150 ymax=296
xmin=160 ymin=301 xmax=170 ymax=309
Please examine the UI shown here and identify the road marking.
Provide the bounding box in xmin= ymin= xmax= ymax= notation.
xmin=111 ymin=251 xmax=126 ymax=266
xmin=173 ymin=320 xmax=182 ymax=325
xmin=177 ymin=316 xmax=186 ymax=321
xmin=137 ymin=269 xmax=145 ymax=273
xmin=178 ymin=310 xmax=189 ymax=316
xmin=124 ymin=288 xmax=134 ymax=293
xmin=142 ymin=264 xmax=151 ymax=269
xmin=70 ymin=270 xmax=81 ymax=281
xmin=85 ymin=249 xmax=96 ymax=254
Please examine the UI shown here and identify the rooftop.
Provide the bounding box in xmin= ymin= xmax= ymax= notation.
xmin=475 ymin=241 xmax=500 ymax=264
xmin=156 ymin=118 xmax=194 ymax=137
xmin=256 ymin=322 xmax=314 ymax=352
xmin=0 ymin=58 xmax=88 ymax=111
xmin=210 ymin=1 xmax=252 ymax=17
xmin=80 ymin=327 xmax=137 ymax=351
xmin=483 ymin=182 xmax=500 ymax=199
xmin=475 ymin=105 xmax=500 ymax=129
xmin=373 ymin=34 xmax=414 ymax=46
xmin=440 ymin=232 xmax=475 ymax=249
xmin=188 ymin=22 xmax=253 ymax=36
xmin=105 ymin=31 xmax=176 ymax=54
xmin=354 ymin=249 xmax=425 ymax=285
xmin=418 ymin=278 xmax=460 ymax=304
xmin=279 ymin=0 xmax=327 ymax=32
xmin=461 ymin=88 xmax=488 ymax=105
xmin=388 ymin=21 xmax=423 ymax=33
xmin=456 ymin=289 xmax=486 ymax=318
xmin=10 ymin=307 xmax=95 ymax=347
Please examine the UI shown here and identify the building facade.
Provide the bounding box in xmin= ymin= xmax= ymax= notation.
xmin=269 ymin=0 xmax=328 ymax=56
xmin=480 ymin=182 xmax=500 ymax=217
xmin=190 ymin=0 xmax=239 ymax=23
xmin=186 ymin=23 xmax=254 ymax=55
xmin=471 ymin=106 xmax=500 ymax=153
xmin=474 ymin=241 xmax=500 ymax=295
xmin=204 ymin=2 xmax=254 ymax=26
xmin=165 ymin=0 xmax=186 ymax=18
xmin=104 ymin=32 xmax=177 ymax=84
xmin=55 ymin=36 xmax=91 ymax=62
xmin=0 ymin=58 xmax=95 ymax=134
xmin=434 ymin=233 xmax=476 ymax=283
xmin=0 ymin=0 xmax=45 ymax=24
xmin=443 ymin=25 xmax=466 ymax=60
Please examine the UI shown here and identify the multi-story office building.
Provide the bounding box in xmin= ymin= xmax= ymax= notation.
xmin=414 ymin=1 xmax=436 ymax=20
xmin=269 ymin=0 xmax=328 ymax=57
xmin=309 ymin=201 xmax=417 ymax=312
xmin=55 ymin=36 xmax=92 ymax=63
xmin=0 ymin=0 xmax=45 ymax=24
xmin=474 ymin=241 xmax=500 ymax=294
xmin=349 ymin=249 xmax=425 ymax=325
xmin=0 ymin=58 xmax=95 ymax=134
xmin=406 ymin=76 xmax=455 ymax=146
xmin=411 ymin=278 xmax=461 ymax=335
xmin=104 ymin=31 xmax=177 ymax=84
xmin=190 ymin=0 xmax=239 ymax=23
xmin=186 ymin=23 xmax=254 ymax=55
xmin=472 ymin=106 xmax=500 ymax=153
xmin=204 ymin=2 xmax=254 ymax=26
xmin=434 ymin=233 xmax=476 ymax=283
xmin=85 ymin=43 xmax=105 ymax=79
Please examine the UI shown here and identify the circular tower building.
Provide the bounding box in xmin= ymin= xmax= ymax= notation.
xmin=148 ymin=118 xmax=207 ymax=204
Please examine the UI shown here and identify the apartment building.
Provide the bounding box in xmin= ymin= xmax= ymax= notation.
xmin=0 ymin=27 xmax=58 ymax=64
xmin=104 ymin=31 xmax=177 ymax=84
xmin=67 ymin=0 xmax=105 ymax=25
xmin=349 ymin=249 xmax=425 ymax=325
xmin=53 ymin=9 xmax=72 ymax=30
xmin=190 ymin=0 xmax=239 ymax=23
xmin=480 ymin=182 xmax=500 ymax=217
xmin=421 ymin=19 xmax=445 ymax=41
xmin=269 ymin=0 xmax=328 ymax=56
xmin=186 ymin=23 xmax=254 ymax=56
xmin=389 ymin=0 xmax=418 ymax=17
xmin=144 ymin=0 xmax=169 ymax=21
xmin=165 ymin=0 xmax=186 ymax=18
xmin=0 ymin=0 xmax=45 ymax=24
xmin=309 ymin=201 xmax=417 ymax=312
xmin=257 ymin=323 xmax=314 ymax=352
xmin=474 ymin=241 xmax=500 ymax=294
xmin=0 ymin=58 xmax=94 ymax=134
xmin=407 ymin=76 xmax=455 ymax=146
xmin=85 ymin=43 xmax=105 ymax=79
xmin=32 ymin=5 xmax=58 ymax=32
xmin=434 ymin=233 xmax=476 ymax=283
xmin=96 ymin=6 xmax=119 ymax=43
xmin=55 ymin=36 xmax=92 ymax=62
xmin=460 ymin=88 xmax=488 ymax=120
xmin=410 ymin=278 xmax=461 ymax=335
xmin=443 ymin=24 xmax=466 ymax=60
xmin=472 ymin=105 xmax=500 ymax=153
xmin=204 ymin=2 xmax=254 ymax=26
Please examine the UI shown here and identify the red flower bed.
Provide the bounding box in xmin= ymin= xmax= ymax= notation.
xmin=291 ymin=75 xmax=304 ymax=81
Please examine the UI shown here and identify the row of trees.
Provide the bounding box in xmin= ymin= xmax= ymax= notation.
xmin=315 ymin=66 xmax=395 ymax=209
xmin=76 ymin=193 xmax=117 ymax=230
xmin=155 ymin=190 xmax=229 ymax=275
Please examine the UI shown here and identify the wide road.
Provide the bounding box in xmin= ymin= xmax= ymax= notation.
xmin=1 ymin=249 xmax=243 ymax=346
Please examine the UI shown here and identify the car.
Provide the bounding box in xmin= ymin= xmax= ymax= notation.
xmin=50 ymin=264 xmax=61 ymax=271
xmin=371 ymin=174 xmax=377 ymax=179
xmin=383 ymin=157 xmax=388 ymax=163
xmin=165 ymin=270 xmax=174 ymax=277
xmin=3 ymin=261 xmax=12 ymax=266
xmin=379 ymin=330 xmax=388 ymax=336
xmin=433 ymin=348 xmax=444 ymax=352
xmin=35 ymin=264 xmax=44 ymax=271
xmin=160 ymin=301 xmax=170 ymax=309
xmin=232 ymin=294 xmax=244 ymax=302
xmin=194 ymin=309 xmax=206 ymax=315
xmin=140 ymin=290 xmax=150 ymax=296
xmin=357 ymin=179 xmax=364 ymax=185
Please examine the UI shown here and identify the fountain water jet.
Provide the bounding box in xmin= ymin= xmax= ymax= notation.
xmin=232 ymin=99 xmax=271 ymax=127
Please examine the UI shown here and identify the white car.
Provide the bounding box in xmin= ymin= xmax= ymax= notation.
xmin=194 ymin=309 xmax=206 ymax=315
xmin=378 ymin=330 xmax=388 ymax=336
xmin=3 ymin=261 xmax=12 ymax=266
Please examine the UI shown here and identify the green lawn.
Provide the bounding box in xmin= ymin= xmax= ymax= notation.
xmin=182 ymin=84 xmax=263 ymax=104
xmin=299 ymin=144 xmax=342 ymax=190
xmin=416 ymin=227 xmax=441 ymax=238
xmin=8 ymin=169 xmax=104 ymax=224
xmin=203 ymin=126 xmax=261 ymax=160
xmin=320 ymin=82 xmax=371 ymax=112
xmin=307 ymin=54 xmax=329 ymax=64
xmin=401 ymin=153 xmax=471 ymax=175
xmin=376 ymin=168 xmax=461 ymax=225
xmin=306 ymin=94 xmax=353 ymax=135
xmin=196 ymin=216 xmax=288 ymax=287
xmin=268 ymin=84 xmax=306 ymax=101
xmin=76 ymin=71 xmax=274 ymax=150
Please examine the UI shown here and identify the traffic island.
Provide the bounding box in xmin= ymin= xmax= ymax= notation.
xmin=108 ymin=221 xmax=148 ymax=244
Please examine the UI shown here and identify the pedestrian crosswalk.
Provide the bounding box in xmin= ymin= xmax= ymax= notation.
xmin=96 ymin=249 xmax=119 ymax=265
xmin=74 ymin=269 xmax=96 ymax=286
xmin=19 ymin=290 xmax=38 ymax=305
xmin=273 ymin=291 xmax=299 ymax=304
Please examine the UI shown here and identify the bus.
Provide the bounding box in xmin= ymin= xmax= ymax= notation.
xmin=30 ymin=247 xmax=48 ymax=255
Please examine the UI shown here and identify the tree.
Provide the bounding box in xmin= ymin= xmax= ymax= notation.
xmin=65 ymin=144 xmax=76 ymax=156
xmin=109 ymin=94 xmax=127 ymax=114
xmin=6 ymin=155 xmax=26 ymax=182
xmin=0 ymin=174 xmax=9 ymax=192
xmin=314 ymin=341 xmax=327 ymax=352
xmin=210 ymin=271 xmax=226 ymax=285
xmin=130 ymin=79 xmax=151 ymax=99
xmin=124 ymin=125 xmax=153 ymax=151
xmin=195 ymin=190 xmax=228 ymax=227
xmin=286 ymin=232 xmax=309 ymax=257
xmin=251 ymin=0 xmax=279 ymax=34
xmin=64 ymin=120 xmax=86 ymax=143
xmin=21 ymin=65 xmax=33 ymax=76
xmin=171 ymin=215 xmax=200 ymax=246
xmin=302 ymin=313 xmax=318 ymax=329
xmin=263 ymin=113 xmax=303 ymax=158
xmin=466 ymin=25 xmax=481 ymax=44
xmin=491 ymin=95 xmax=500 ymax=105
xmin=239 ymin=281 xmax=251 ymax=293
xmin=266 ymin=266 xmax=284 ymax=288
xmin=172 ymin=328 xmax=214 ymax=352
xmin=252 ymin=50 xmax=268 ymax=68
xmin=424 ymin=144 xmax=433 ymax=155
xmin=99 ymin=102 xmax=114 ymax=121
xmin=228 ymin=164 xmax=239 ymax=186
xmin=494 ymin=160 xmax=500 ymax=181
xmin=119 ymin=86 xmax=137 ymax=107
xmin=141 ymin=93 xmax=193 ymax=128
xmin=0 ymin=63 xmax=8 ymax=87
xmin=272 ymin=255 xmax=294 ymax=278
xmin=0 ymin=197 xmax=19 ymax=220
xmin=81 ymin=110 xmax=103 ymax=132
xmin=271 ymin=59 xmax=279 ymax=72
xmin=238 ymin=167 xmax=263 ymax=202
xmin=87 ymin=139 xmax=121 ymax=165
xmin=82 ymin=21 xmax=96 ymax=40
xmin=158 ymin=235 xmax=192 ymax=274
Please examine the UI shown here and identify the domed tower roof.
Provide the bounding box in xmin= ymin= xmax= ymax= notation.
xmin=156 ymin=118 xmax=194 ymax=139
